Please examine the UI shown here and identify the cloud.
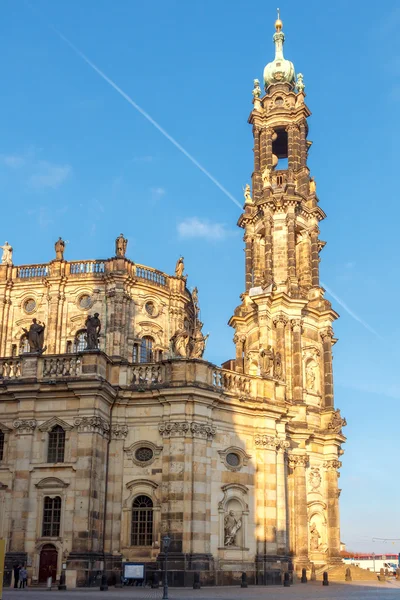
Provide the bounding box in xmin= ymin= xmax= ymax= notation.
xmin=177 ymin=217 xmax=234 ymax=241
xmin=151 ymin=187 xmax=166 ymax=199
xmin=1 ymin=155 xmax=26 ymax=168
xmin=28 ymin=161 xmax=72 ymax=189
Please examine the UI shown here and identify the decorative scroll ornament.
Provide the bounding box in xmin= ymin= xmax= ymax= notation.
xmin=323 ymin=459 xmax=342 ymax=471
xmin=255 ymin=435 xmax=290 ymax=451
xmin=287 ymin=453 xmax=309 ymax=468
xmin=111 ymin=424 xmax=128 ymax=439
xmin=309 ymin=467 xmax=321 ymax=490
xmin=158 ymin=421 xmax=216 ymax=440
xmin=74 ymin=416 xmax=110 ymax=437
xmin=13 ymin=419 xmax=37 ymax=434
xmin=327 ymin=409 xmax=347 ymax=433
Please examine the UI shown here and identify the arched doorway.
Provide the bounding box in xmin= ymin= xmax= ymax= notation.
xmin=38 ymin=544 xmax=58 ymax=583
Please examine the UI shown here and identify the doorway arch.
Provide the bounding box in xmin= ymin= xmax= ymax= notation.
xmin=38 ymin=544 xmax=58 ymax=583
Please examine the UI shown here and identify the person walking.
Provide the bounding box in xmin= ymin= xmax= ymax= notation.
xmin=19 ymin=565 xmax=27 ymax=588
xmin=13 ymin=564 xmax=21 ymax=588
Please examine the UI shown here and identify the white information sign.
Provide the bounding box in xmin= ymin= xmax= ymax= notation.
xmin=124 ymin=563 xmax=144 ymax=579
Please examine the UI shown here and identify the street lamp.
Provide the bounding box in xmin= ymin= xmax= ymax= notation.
xmin=162 ymin=534 xmax=171 ymax=600
xmin=372 ymin=552 xmax=376 ymax=573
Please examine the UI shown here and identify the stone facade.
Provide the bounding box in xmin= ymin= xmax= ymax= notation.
xmin=0 ymin=17 xmax=345 ymax=587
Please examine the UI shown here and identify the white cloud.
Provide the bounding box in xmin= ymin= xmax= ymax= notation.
xmin=177 ymin=217 xmax=233 ymax=241
xmin=1 ymin=155 xmax=26 ymax=168
xmin=151 ymin=187 xmax=166 ymax=199
xmin=28 ymin=161 xmax=72 ymax=190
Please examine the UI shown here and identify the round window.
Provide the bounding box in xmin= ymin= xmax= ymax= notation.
xmin=24 ymin=299 xmax=36 ymax=314
xmin=79 ymin=294 xmax=92 ymax=309
xmin=145 ymin=301 xmax=156 ymax=316
xmin=226 ymin=452 xmax=240 ymax=467
xmin=135 ymin=447 xmax=154 ymax=462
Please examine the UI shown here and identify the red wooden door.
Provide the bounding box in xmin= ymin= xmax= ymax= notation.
xmin=38 ymin=544 xmax=58 ymax=583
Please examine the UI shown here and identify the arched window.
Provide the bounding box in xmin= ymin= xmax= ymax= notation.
xmin=19 ymin=334 xmax=29 ymax=354
xmin=0 ymin=431 xmax=4 ymax=462
xmin=47 ymin=426 xmax=65 ymax=463
xmin=73 ymin=330 xmax=86 ymax=353
xmin=42 ymin=496 xmax=61 ymax=537
xmin=140 ymin=337 xmax=154 ymax=363
xmin=131 ymin=495 xmax=153 ymax=546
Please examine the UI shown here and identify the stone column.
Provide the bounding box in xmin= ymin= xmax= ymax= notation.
xmin=286 ymin=214 xmax=297 ymax=294
xmin=287 ymin=124 xmax=300 ymax=171
xmin=287 ymin=454 xmax=309 ymax=566
xmin=310 ymin=227 xmax=320 ymax=287
xmin=290 ymin=320 xmax=303 ymax=401
xmin=252 ymin=235 xmax=262 ymax=287
xmin=234 ymin=334 xmax=245 ymax=374
xmin=260 ymin=127 xmax=273 ymax=171
xmin=276 ymin=440 xmax=290 ymax=554
xmin=254 ymin=435 xmax=277 ymax=557
xmin=273 ymin=314 xmax=288 ymax=380
xmin=252 ymin=126 xmax=263 ymax=202
xmin=323 ymin=460 xmax=342 ymax=561
xmin=321 ymin=327 xmax=334 ymax=408
xmin=244 ymin=234 xmax=253 ymax=291
xmin=263 ymin=215 xmax=273 ymax=287
xmin=46 ymin=289 xmax=61 ymax=354
xmin=299 ymin=120 xmax=307 ymax=167
xmin=297 ymin=231 xmax=312 ymax=289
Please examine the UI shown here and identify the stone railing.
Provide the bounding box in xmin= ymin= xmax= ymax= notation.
xmin=69 ymin=261 xmax=106 ymax=275
xmin=16 ymin=265 xmax=49 ymax=278
xmin=0 ymin=354 xmax=279 ymax=402
xmin=135 ymin=265 xmax=167 ymax=287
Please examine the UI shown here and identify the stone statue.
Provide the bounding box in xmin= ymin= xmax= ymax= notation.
xmin=260 ymin=346 xmax=274 ymax=376
xmin=22 ymin=319 xmax=46 ymax=353
xmin=309 ymin=177 xmax=316 ymax=193
xmin=262 ymin=166 xmax=271 ymax=189
xmin=243 ymin=184 xmax=253 ymax=204
xmin=274 ymin=352 xmax=283 ymax=379
xmin=224 ymin=510 xmax=242 ymax=546
xmin=192 ymin=286 xmax=199 ymax=317
xmin=54 ymin=237 xmax=65 ymax=260
xmin=85 ymin=313 xmax=101 ymax=350
xmin=190 ymin=329 xmax=209 ymax=359
xmin=306 ymin=364 xmax=316 ymax=390
xmin=0 ymin=241 xmax=12 ymax=265
xmin=175 ymin=256 xmax=184 ymax=278
xmin=170 ymin=329 xmax=189 ymax=358
xmin=309 ymin=523 xmax=321 ymax=551
xmin=115 ymin=233 xmax=128 ymax=257
xmin=252 ymin=78 xmax=261 ymax=99
xmin=296 ymin=72 xmax=305 ymax=92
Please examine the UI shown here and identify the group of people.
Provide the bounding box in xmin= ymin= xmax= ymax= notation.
xmin=13 ymin=564 xmax=28 ymax=588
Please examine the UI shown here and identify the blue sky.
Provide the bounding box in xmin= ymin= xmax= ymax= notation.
xmin=1 ymin=0 xmax=399 ymax=554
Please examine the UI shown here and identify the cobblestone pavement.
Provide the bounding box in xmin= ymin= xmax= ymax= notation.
xmin=3 ymin=581 xmax=400 ymax=600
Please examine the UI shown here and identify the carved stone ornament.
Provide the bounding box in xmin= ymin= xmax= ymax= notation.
xmin=290 ymin=319 xmax=303 ymax=333
xmin=74 ymin=416 xmax=110 ymax=437
xmin=111 ymin=424 xmax=128 ymax=439
xmin=158 ymin=421 xmax=216 ymax=440
xmin=323 ymin=459 xmax=342 ymax=471
xmin=218 ymin=447 xmax=251 ymax=472
xmin=320 ymin=327 xmax=334 ymax=341
xmin=255 ymin=435 xmax=290 ymax=451
xmin=327 ymin=409 xmax=347 ymax=433
xmin=287 ymin=453 xmax=309 ymax=469
xmin=38 ymin=417 xmax=73 ymax=432
xmin=125 ymin=441 xmax=162 ymax=467
xmin=13 ymin=419 xmax=37 ymax=434
xmin=309 ymin=467 xmax=321 ymax=490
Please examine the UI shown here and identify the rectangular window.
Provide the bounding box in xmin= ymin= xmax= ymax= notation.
xmin=47 ymin=427 xmax=65 ymax=463
xmin=42 ymin=496 xmax=61 ymax=537
xmin=0 ymin=431 xmax=4 ymax=462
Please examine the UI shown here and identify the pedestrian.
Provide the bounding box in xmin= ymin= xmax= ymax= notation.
xmin=13 ymin=564 xmax=20 ymax=589
xmin=19 ymin=565 xmax=27 ymax=588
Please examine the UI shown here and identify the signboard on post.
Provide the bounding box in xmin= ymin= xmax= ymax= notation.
xmin=0 ymin=540 xmax=5 ymax=600
xmin=123 ymin=562 xmax=145 ymax=580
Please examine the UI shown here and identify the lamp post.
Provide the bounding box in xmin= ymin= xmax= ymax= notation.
xmin=372 ymin=552 xmax=376 ymax=573
xmin=162 ymin=534 xmax=171 ymax=600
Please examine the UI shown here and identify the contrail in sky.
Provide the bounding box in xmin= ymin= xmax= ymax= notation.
xmin=322 ymin=281 xmax=381 ymax=339
xmin=50 ymin=26 xmax=242 ymax=210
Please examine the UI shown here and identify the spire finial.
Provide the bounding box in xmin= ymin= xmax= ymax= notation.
xmin=275 ymin=8 xmax=283 ymax=32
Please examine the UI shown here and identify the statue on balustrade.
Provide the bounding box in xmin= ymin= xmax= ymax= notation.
xmin=190 ymin=328 xmax=209 ymax=359
xmin=115 ymin=233 xmax=128 ymax=257
xmin=170 ymin=328 xmax=189 ymax=358
xmin=22 ymin=319 xmax=46 ymax=354
xmin=224 ymin=510 xmax=242 ymax=546
xmin=175 ymin=256 xmax=185 ymax=278
xmin=54 ymin=237 xmax=65 ymax=260
xmin=192 ymin=286 xmax=200 ymax=319
xmin=0 ymin=241 xmax=12 ymax=265
xmin=85 ymin=313 xmax=101 ymax=350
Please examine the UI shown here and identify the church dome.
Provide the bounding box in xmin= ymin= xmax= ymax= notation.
xmin=263 ymin=15 xmax=295 ymax=90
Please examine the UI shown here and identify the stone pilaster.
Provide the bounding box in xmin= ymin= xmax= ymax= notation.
xmin=276 ymin=440 xmax=290 ymax=554
xmin=287 ymin=453 xmax=309 ymax=566
xmin=273 ymin=314 xmax=288 ymax=380
xmin=323 ymin=459 xmax=342 ymax=561
xmin=287 ymin=124 xmax=300 ymax=171
xmin=263 ymin=214 xmax=273 ymax=287
xmin=286 ymin=213 xmax=297 ymax=293
xmin=244 ymin=234 xmax=253 ymax=291
xmin=254 ymin=435 xmax=278 ymax=555
xmin=234 ymin=334 xmax=245 ymax=373
xmin=310 ymin=227 xmax=320 ymax=287
xmin=290 ymin=320 xmax=303 ymax=401
xmin=107 ymin=424 xmax=128 ymax=553
xmin=321 ymin=327 xmax=334 ymax=408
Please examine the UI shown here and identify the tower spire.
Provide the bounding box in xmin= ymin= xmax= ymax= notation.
xmin=263 ymin=10 xmax=295 ymax=89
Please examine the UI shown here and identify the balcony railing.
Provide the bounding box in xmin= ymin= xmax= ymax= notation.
xmin=136 ymin=265 xmax=167 ymax=287
xmin=16 ymin=265 xmax=49 ymax=279
xmin=69 ymin=261 xmax=106 ymax=275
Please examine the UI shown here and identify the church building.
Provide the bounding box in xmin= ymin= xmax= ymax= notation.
xmin=0 ymin=14 xmax=346 ymax=586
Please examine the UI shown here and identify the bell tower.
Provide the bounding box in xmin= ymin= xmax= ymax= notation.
xmin=230 ymin=12 xmax=338 ymax=410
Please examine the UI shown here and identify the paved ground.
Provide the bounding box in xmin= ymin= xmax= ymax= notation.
xmin=3 ymin=581 xmax=400 ymax=600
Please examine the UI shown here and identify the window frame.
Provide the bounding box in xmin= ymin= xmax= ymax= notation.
xmin=42 ymin=496 xmax=62 ymax=538
xmin=47 ymin=426 xmax=65 ymax=464
xmin=131 ymin=495 xmax=154 ymax=547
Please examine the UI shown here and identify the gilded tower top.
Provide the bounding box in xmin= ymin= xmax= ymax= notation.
xmin=263 ymin=9 xmax=295 ymax=90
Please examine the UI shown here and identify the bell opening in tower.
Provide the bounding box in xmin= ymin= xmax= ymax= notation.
xmin=272 ymin=127 xmax=288 ymax=170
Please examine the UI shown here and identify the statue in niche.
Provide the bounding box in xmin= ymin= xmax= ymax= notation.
xmin=170 ymin=329 xmax=189 ymax=358
xmin=224 ymin=510 xmax=242 ymax=546
xmin=260 ymin=346 xmax=274 ymax=376
xmin=309 ymin=522 xmax=321 ymax=551
xmin=54 ymin=237 xmax=65 ymax=260
xmin=306 ymin=363 xmax=316 ymax=390
xmin=262 ymin=166 xmax=271 ymax=189
xmin=274 ymin=352 xmax=283 ymax=379
xmin=85 ymin=313 xmax=101 ymax=350
xmin=115 ymin=233 xmax=128 ymax=257
xmin=0 ymin=241 xmax=12 ymax=265
xmin=22 ymin=319 xmax=46 ymax=353
xmin=309 ymin=177 xmax=316 ymax=194
xmin=175 ymin=256 xmax=185 ymax=278
xmin=252 ymin=78 xmax=261 ymax=99
xmin=243 ymin=184 xmax=253 ymax=204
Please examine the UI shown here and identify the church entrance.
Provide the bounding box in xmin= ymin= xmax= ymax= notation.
xmin=38 ymin=544 xmax=58 ymax=583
